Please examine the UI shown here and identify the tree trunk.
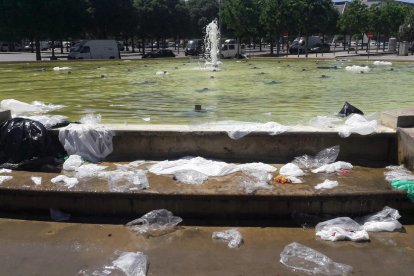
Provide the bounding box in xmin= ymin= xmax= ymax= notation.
xmin=35 ymin=38 xmax=41 ymax=61
xmin=142 ymin=38 xmax=146 ymax=55
xmin=276 ymin=34 xmax=280 ymax=56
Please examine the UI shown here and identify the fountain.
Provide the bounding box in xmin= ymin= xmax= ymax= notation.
xmin=204 ymin=19 xmax=221 ymax=68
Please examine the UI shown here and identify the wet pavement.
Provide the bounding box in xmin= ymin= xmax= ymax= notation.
xmin=0 ymin=217 xmax=413 ymax=275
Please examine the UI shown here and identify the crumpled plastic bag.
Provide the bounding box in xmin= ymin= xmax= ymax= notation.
xmin=74 ymin=163 xmax=108 ymax=180
xmin=58 ymin=114 xmax=114 ymax=162
xmin=279 ymin=163 xmax=305 ymax=177
xmin=335 ymin=114 xmax=378 ymax=138
xmin=385 ymin=165 xmax=414 ymax=182
xmin=294 ymin=146 xmax=340 ymax=169
xmin=51 ymin=175 xmax=79 ymax=189
xmin=357 ymin=206 xmax=402 ymax=232
xmin=112 ymin=252 xmax=148 ymax=276
xmin=315 ymin=217 xmax=369 ymax=242
xmin=315 ymin=179 xmax=338 ymax=190
xmin=280 ymin=242 xmax=353 ymax=275
xmin=63 ymin=155 xmax=84 ymax=171
xmin=212 ymin=229 xmax=243 ymax=248
xmin=126 ymin=209 xmax=182 ymax=237
xmin=238 ymin=170 xmax=273 ymax=194
xmin=106 ymin=170 xmax=149 ymax=192
xmin=31 ymin=176 xmax=42 ymax=185
xmin=0 ymin=175 xmax=13 ymax=184
xmin=0 ymin=168 xmax=12 ymax=174
xmin=312 ymin=161 xmax=353 ymax=174
xmin=173 ymin=169 xmax=208 ymax=185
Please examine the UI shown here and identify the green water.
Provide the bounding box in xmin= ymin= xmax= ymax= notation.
xmin=0 ymin=58 xmax=413 ymax=124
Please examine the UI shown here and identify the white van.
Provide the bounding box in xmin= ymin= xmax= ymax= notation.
xmin=68 ymin=40 xmax=120 ymax=59
xmin=220 ymin=39 xmax=245 ymax=58
xmin=289 ymin=36 xmax=321 ymax=54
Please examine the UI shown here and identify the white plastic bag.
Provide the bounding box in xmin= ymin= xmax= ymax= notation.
xmin=126 ymin=209 xmax=182 ymax=236
xmin=51 ymin=175 xmax=79 ymax=189
xmin=280 ymin=242 xmax=353 ymax=275
xmin=31 ymin=176 xmax=42 ymax=185
xmin=336 ymin=114 xmax=378 ymax=138
xmin=294 ymin=146 xmax=340 ymax=169
xmin=112 ymin=252 xmax=148 ymax=276
xmin=315 ymin=179 xmax=338 ymax=190
xmin=316 ymin=217 xmax=369 ymax=242
xmin=107 ymin=170 xmax=149 ymax=192
xmin=358 ymin=206 xmax=403 ymax=232
xmin=312 ymin=161 xmax=353 ymax=174
xmin=63 ymin=155 xmax=84 ymax=171
xmin=0 ymin=175 xmax=13 ymax=184
xmin=384 ymin=165 xmax=414 ymax=182
xmin=212 ymin=229 xmax=243 ymax=248
xmin=173 ymin=169 xmax=208 ymax=185
xmin=279 ymin=163 xmax=305 ymax=177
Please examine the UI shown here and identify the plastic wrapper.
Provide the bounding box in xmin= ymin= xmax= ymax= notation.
xmin=314 ymin=179 xmax=338 ymax=190
xmin=315 ymin=217 xmax=369 ymax=242
xmin=238 ymin=170 xmax=273 ymax=194
xmin=294 ymin=146 xmax=340 ymax=169
xmin=51 ymin=175 xmax=79 ymax=189
xmin=31 ymin=176 xmax=42 ymax=185
xmin=280 ymin=242 xmax=353 ymax=275
xmin=112 ymin=252 xmax=148 ymax=276
xmin=225 ymin=121 xmax=288 ymax=139
xmin=107 ymin=170 xmax=149 ymax=192
xmin=336 ymin=114 xmax=378 ymax=138
xmin=357 ymin=206 xmax=402 ymax=232
xmin=0 ymin=118 xmax=65 ymax=170
xmin=173 ymin=169 xmax=208 ymax=185
xmin=58 ymin=116 xmax=114 ymax=162
xmin=384 ymin=165 xmax=414 ymax=182
xmin=279 ymin=163 xmax=305 ymax=177
xmin=74 ymin=164 xmax=108 ymax=180
xmin=126 ymin=209 xmax=182 ymax=237
xmin=63 ymin=155 xmax=84 ymax=171
xmin=0 ymin=175 xmax=13 ymax=184
xmin=312 ymin=161 xmax=353 ymax=174
xmin=345 ymin=65 xmax=370 ymax=73
xmin=212 ymin=229 xmax=243 ymax=248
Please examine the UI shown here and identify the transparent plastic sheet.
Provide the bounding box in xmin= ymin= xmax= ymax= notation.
xmin=63 ymin=155 xmax=84 ymax=171
xmin=173 ymin=169 xmax=208 ymax=185
xmin=0 ymin=99 xmax=65 ymax=116
xmin=74 ymin=164 xmax=108 ymax=180
xmin=384 ymin=165 xmax=414 ymax=182
xmin=314 ymin=179 xmax=338 ymax=190
xmin=58 ymin=115 xmax=114 ymax=162
xmin=126 ymin=209 xmax=182 ymax=237
xmin=78 ymin=251 xmax=148 ymax=276
xmin=237 ymin=170 xmax=273 ymax=194
xmin=212 ymin=229 xmax=243 ymax=248
xmin=315 ymin=217 xmax=369 ymax=242
xmin=280 ymin=242 xmax=353 ymax=275
xmin=107 ymin=170 xmax=149 ymax=192
xmin=294 ymin=146 xmax=340 ymax=169
xmin=335 ymin=114 xmax=378 ymax=138
xmin=225 ymin=121 xmax=289 ymax=140
xmin=312 ymin=161 xmax=353 ymax=174
xmin=51 ymin=175 xmax=79 ymax=189
xmin=356 ymin=206 xmax=402 ymax=232
xmin=23 ymin=115 xmax=67 ymax=129
xmin=0 ymin=175 xmax=12 ymax=184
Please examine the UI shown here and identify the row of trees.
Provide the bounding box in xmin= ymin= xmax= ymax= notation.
xmin=1 ymin=0 xmax=414 ymax=59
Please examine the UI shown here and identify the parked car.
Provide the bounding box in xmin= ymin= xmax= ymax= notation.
xmin=142 ymin=49 xmax=176 ymax=58
xmin=309 ymin=43 xmax=330 ymax=53
xmin=23 ymin=41 xmax=50 ymax=51
xmin=0 ymin=42 xmax=22 ymax=52
xmin=185 ymin=39 xmax=203 ymax=56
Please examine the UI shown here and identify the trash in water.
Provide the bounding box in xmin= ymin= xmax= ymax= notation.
xmin=50 ymin=208 xmax=71 ymax=221
xmin=280 ymin=242 xmax=353 ymax=275
xmin=338 ymin=101 xmax=364 ymax=117
xmin=357 ymin=206 xmax=403 ymax=232
xmin=294 ymin=145 xmax=340 ymax=169
xmin=53 ymin=66 xmax=71 ymax=71
xmin=373 ymin=61 xmax=392 ymax=66
xmin=126 ymin=209 xmax=182 ymax=237
xmin=345 ymin=65 xmax=370 ymax=73
xmin=315 ymin=179 xmax=338 ymax=190
xmin=51 ymin=175 xmax=79 ymax=189
xmin=212 ymin=229 xmax=243 ymax=248
xmin=31 ymin=176 xmax=42 ymax=185
xmin=0 ymin=118 xmax=65 ymax=171
xmin=316 ymin=217 xmax=369 ymax=242
xmin=107 ymin=170 xmax=149 ymax=192
xmin=58 ymin=114 xmax=114 ymax=162
xmin=312 ymin=161 xmax=353 ymax=174
xmin=63 ymin=155 xmax=84 ymax=171
xmin=0 ymin=175 xmax=13 ymax=184
xmin=173 ymin=169 xmax=208 ymax=185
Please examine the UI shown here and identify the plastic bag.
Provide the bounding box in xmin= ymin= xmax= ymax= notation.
xmin=63 ymin=155 xmax=84 ymax=171
xmin=107 ymin=170 xmax=149 ymax=192
xmin=31 ymin=176 xmax=42 ymax=185
xmin=279 ymin=163 xmax=305 ymax=177
xmin=391 ymin=180 xmax=414 ymax=202
xmin=315 ymin=217 xmax=369 ymax=242
xmin=0 ymin=99 xmax=64 ymax=117
xmin=0 ymin=168 xmax=12 ymax=174
xmin=74 ymin=164 xmax=108 ymax=180
xmin=357 ymin=206 xmax=402 ymax=232
xmin=385 ymin=165 xmax=414 ymax=182
xmin=212 ymin=229 xmax=243 ymax=248
xmin=51 ymin=175 xmax=79 ymax=189
xmin=112 ymin=252 xmax=148 ymax=276
xmin=312 ymin=161 xmax=353 ymax=174
xmin=315 ymin=179 xmax=338 ymax=190
xmin=0 ymin=175 xmax=12 ymax=184
xmin=294 ymin=146 xmax=340 ymax=169
xmin=336 ymin=114 xmax=378 ymax=138
xmin=173 ymin=169 xmax=208 ymax=185
xmin=58 ymin=115 xmax=114 ymax=162
xmin=280 ymin=242 xmax=353 ymax=275
xmin=238 ymin=171 xmax=273 ymax=194
xmin=0 ymin=118 xmax=65 ymax=171
xmin=23 ymin=115 xmax=68 ymax=129
xmin=338 ymin=101 xmax=364 ymax=117
xmin=126 ymin=209 xmax=182 ymax=237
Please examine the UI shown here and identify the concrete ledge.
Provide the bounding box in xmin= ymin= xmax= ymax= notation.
xmin=0 ymin=188 xmax=411 ymax=219
xmin=381 ymin=108 xmax=414 ymax=128
xmin=398 ymin=128 xmax=414 ymax=170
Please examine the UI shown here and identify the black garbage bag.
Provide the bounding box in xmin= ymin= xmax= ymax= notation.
xmin=338 ymin=101 xmax=364 ymax=117
xmin=0 ymin=118 xmax=66 ymax=171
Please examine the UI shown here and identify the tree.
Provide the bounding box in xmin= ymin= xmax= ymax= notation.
xmin=186 ymin=0 xmax=219 ymax=38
